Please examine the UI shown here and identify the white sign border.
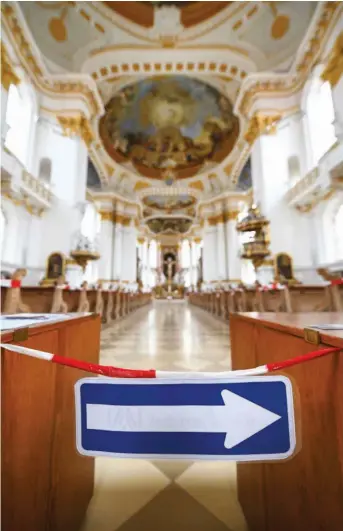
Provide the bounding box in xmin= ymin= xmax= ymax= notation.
xmin=74 ymin=375 xmax=296 ymax=462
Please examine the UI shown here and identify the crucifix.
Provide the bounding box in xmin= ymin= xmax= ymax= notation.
xmin=164 ymin=256 xmax=176 ymax=293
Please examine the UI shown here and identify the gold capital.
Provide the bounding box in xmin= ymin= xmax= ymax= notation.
xmin=321 ymin=32 xmax=343 ymax=87
xmin=1 ymin=42 xmax=20 ymax=91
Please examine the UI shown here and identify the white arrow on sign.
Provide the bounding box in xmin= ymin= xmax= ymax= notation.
xmin=86 ymin=390 xmax=281 ymax=449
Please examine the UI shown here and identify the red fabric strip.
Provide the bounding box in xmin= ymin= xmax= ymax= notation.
xmin=11 ymin=280 xmax=21 ymax=288
xmin=331 ymin=279 xmax=343 ymax=286
xmin=266 ymin=347 xmax=341 ymax=372
xmin=52 ymin=355 xmax=156 ymax=378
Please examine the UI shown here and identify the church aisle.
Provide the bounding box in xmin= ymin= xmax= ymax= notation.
xmin=81 ymin=301 xmax=248 ymax=531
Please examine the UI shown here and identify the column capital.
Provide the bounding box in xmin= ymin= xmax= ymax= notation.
xmin=223 ymin=210 xmax=240 ymax=222
xmin=99 ymin=210 xmax=113 ymax=222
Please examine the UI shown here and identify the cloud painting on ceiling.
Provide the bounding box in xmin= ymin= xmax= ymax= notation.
xmin=87 ymin=159 xmax=102 ymax=190
xmin=142 ymin=194 xmax=196 ymax=212
xmin=100 ymin=76 xmax=239 ymax=180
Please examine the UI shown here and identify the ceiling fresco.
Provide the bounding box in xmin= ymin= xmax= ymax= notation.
xmin=146 ymin=217 xmax=193 ymax=234
xmin=99 ymin=76 xmax=239 ymax=180
xmin=142 ymin=194 xmax=196 ymax=213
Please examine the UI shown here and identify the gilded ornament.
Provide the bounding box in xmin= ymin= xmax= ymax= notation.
xmin=134 ymin=181 xmax=150 ymax=192
xmin=189 ymin=181 xmax=204 ymax=192
xmin=1 ymin=42 xmax=20 ymax=90
xmin=48 ymin=6 xmax=68 ymax=42
xmin=321 ymin=32 xmax=343 ymax=87
xmin=223 ymin=210 xmax=240 ymax=222
xmin=244 ymin=114 xmax=281 ymax=145
xmin=224 ymin=163 xmax=233 ymax=176
xmin=99 ymin=210 xmax=113 ymax=222
xmin=57 ymin=115 xmax=94 ymax=147
xmin=105 ymin=163 xmax=114 ymax=177
xmin=269 ymin=2 xmax=290 ymax=41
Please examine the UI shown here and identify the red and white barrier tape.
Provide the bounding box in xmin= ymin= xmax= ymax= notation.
xmin=0 ymin=343 xmax=341 ymax=379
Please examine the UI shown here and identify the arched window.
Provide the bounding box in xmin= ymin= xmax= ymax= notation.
xmin=149 ymin=240 xmax=157 ymax=269
xmin=181 ymin=239 xmax=190 ymax=268
xmin=0 ymin=208 xmax=7 ymax=257
xmin=334 ymin=204 xmax=343 ymax=260
xmin=38 ymin=157 xmax=52 ymax=183
xmin=287 ymin=155 xmax=301 ymax=182
xmin=305 ymin=79 xmax=336 ymax=166
xmin=5 ymin=84 xmax=34 ymax=166
xmin=80 ymin=203 xmax=101 ymax=243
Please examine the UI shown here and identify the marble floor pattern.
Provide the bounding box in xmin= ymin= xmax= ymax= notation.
xmin=81 ymin=301 xmax=248 ymax=531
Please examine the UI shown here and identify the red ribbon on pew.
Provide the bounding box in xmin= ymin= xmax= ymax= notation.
xmin=331 ymin=279 xmax=343 ymax=286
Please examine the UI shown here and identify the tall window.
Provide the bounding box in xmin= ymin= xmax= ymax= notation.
xmin=149 ymin=240 xmax=157 ymax=269
xmin=334 ymin=204 xmax=343 ymax=260
xmin=0 ymin=208 xmax=6 ymax=259
xmin=80 ymin=203 xmax=101 ymax=244
xmin=5 ymin=84 xmax=33 ymax=166
xmin=38 ymin=157 xmax=52 ymax=184
xmin=306 ymin=79 xmax=336 ymax=166
xmin=287 ymin=155 xmax=301 ymax=183
xmin=181 ymin=239 xmax=190 ymax=269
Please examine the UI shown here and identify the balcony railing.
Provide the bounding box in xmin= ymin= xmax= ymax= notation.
xmin=1 ymin=146 xmax=54 ymax=210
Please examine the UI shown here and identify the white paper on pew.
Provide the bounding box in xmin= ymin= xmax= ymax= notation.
xmin=309 ymin=324 xmax=343 ymax=330
xmin=0 ymin=313 xmax=76 ymax=331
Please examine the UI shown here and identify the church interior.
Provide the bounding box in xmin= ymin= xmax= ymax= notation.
xmin=1 ymin=1 xmax=343 ymax=531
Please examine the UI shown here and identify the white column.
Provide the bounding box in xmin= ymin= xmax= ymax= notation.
xmin=332 ymin=75 xmax=343 ymax=142
xmin=251 ymin=125 xmax=313 ymax=268
xmin=1 ymin=86 xmax=9 ymax=145
xmin=112 ymin=221 xmax=123 ymax=280
xmin=203 ymin=221 xmax=217 ymax=283
xmin=98 ymin=214 xmax=113 ymax=280
xmin=32 ymin=120 xmax=87 ymax=206
xmin=25 ymin=215 xmax=43 ymax=269
xmin=225 ymin=212 xmax=241 ymax=281
xmin=121 ymin=220 xmax=137 ymax=282
xmin=216 ymin=219 xmax=226 ymax=281
xmin=141 ymin=239 xmax=149 ymax=288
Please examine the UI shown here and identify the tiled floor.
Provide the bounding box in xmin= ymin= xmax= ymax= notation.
xmin=81 ymin=300 xmax=248 ymax=531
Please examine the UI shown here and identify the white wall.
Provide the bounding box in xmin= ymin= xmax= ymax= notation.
xmin=32 ymin=120 xmax=87 ymax=205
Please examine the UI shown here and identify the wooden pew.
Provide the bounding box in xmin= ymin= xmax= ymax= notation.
xmin=1 ymin=285 xmax=151 ymax=326
xmin=1 ymin=314 xmax=101 ymax=531
xmin=189 ymin=285 xmax=334 ymax=316
xmin=230 ymin=312 xmax=343 ymax=531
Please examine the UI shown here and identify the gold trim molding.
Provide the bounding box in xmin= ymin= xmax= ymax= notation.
xmin=1 ymin=41 xmax=20 ymax=90
xmin=321 ymin=31 xmax=343 ymax=87
xmin=1 ymin=4 xmax=101 ymax=117
xmin=99 ymin=211 xmax=136 ymax=226
xmin=238 ymin=2 xmax=340 ymax=117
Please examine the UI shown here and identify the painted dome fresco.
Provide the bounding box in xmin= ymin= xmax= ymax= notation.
xmin=142 ymin=194 xmax=196 ymax=212
xmin=100 ymin=76 xmax=239 ymax=180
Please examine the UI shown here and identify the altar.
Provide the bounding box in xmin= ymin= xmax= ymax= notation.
xmin=154 ymin=283 xmax=184 ymax=299
xmin=153 ymin=247 xmax=185 ymax=299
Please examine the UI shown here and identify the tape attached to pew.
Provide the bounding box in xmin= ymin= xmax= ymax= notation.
xmin=0 ymin=343 xmax=341 ymax=379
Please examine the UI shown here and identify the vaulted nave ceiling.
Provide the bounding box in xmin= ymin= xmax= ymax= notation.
xmin=8 ymin=1 xmax=330 ymax=219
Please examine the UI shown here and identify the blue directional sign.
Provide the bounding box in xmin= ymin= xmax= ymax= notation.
xmin=75 ymin=376 xmax=296 ymax=461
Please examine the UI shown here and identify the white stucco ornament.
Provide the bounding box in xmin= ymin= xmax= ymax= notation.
xmin=150 ymin=5 xmax=184 ymax=40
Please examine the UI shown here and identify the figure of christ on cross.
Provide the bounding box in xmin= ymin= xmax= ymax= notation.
xmin=163 ymin=256 xmax=176 ymax=292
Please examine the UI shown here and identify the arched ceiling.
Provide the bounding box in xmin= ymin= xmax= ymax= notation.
xmin=103 ymin=2 xmax=230 ymax=29
xmin=15 ymin=0 xmax=319 ymax=219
